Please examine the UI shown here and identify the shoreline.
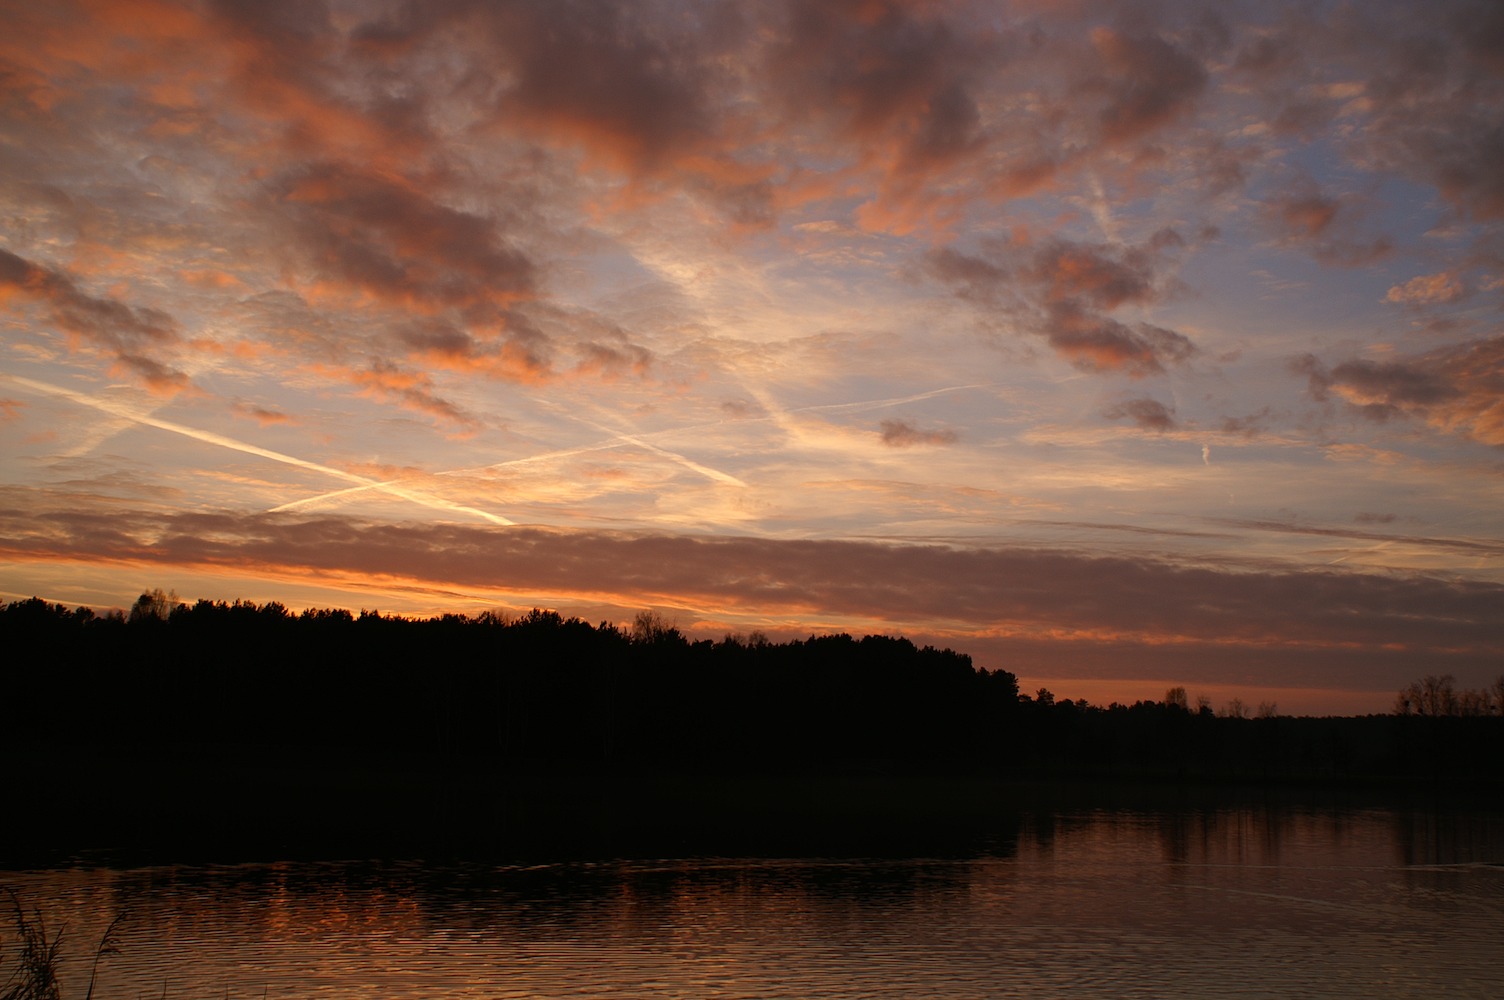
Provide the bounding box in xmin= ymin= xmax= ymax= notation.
xmin=8 ymin=741 xmax=1500 ymax=869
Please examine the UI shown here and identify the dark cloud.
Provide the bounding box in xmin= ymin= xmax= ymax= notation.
xmin=930 ymin=235 xmax=1196 ymax=376
xmin=396 ymin=321 xmax=476 ymax=359
xmin=0 ymin=249 xmax=177 ymax=350
xmin=1030 ymin=239 xmax=1159 ymax=309
xmin=1329 ymin=358 xmax=1460 ymax=409
xmin=1290 ymin=353 xmax=1332 ymax=401
xmin=114 ymin=354 xmax=192 ymax=396
xmin=1276 ymin=194 xmax=1339 ymax=238
xmin=575 ymin=340 xmax=653 ymax=380
xmin=483 ymin=1 xmax=724 ymax=173
xmin=1216 ymin=517 xmax=1504 ymax=558
xmin=390 ymin=317 xmax=560 ymax=384
xmin=235 ymin=403 xmax=293 ymax=426
xmin=1299 ymin=354 xmax=1458 ymax=420
xmin=270 ymin=163 xmax=534 ymax=314
xmin=925 ymin=247 xmax=1012 ymax=303
xmin=1103 ymin=397 xmax=1176 ymax=432
xmin=1392 ymin=123 xmax=1504 ymax=222
xmin=1229 ymin=2 xmax=1504 ymax=221
xmin=349 ymin=0 xmax=733 ymax=177
xmin=879 ymin=419 xmax=958 ymax=447
xmin=1045 ymin=309 xmax=1196 ymax=377
xmin=1352 ymin=2 xmax=1504 ymax=221
xmin=1089 ymin=27 xmax=1209 ymax=144
xmin=1219 ymin=409 xmax=1271 ymax=436
xmin=766 ymin=0 xmax=990 ymax=160
xmin=0 ymin=248 xmax=186 ymax=394
xmin=906 ymin=80 xmax=983 ymax=168
xmin=1264 ymin=184 xmax=1394 ymax=266
xmin=1 ymin=505 xmax=1499 ymax=670
xmin=1295 ymin=338 xmax=1504 ymax=444
xmin=720 ymin=398 xmax=763 ymax=419
xmin=345 ymin=359 xmax=478 ymax=429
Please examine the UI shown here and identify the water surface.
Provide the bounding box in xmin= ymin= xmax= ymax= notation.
xmin=6 ymin=804 xmax=1501 ymax=998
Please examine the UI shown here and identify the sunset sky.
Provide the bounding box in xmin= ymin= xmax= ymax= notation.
xmin=2 ymin=0 xmax=1501 ymax=714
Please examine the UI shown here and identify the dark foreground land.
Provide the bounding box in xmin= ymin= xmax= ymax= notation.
xmin=5 ymin=597 xmax=1501 ymax=864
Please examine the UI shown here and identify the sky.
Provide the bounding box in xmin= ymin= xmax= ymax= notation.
xmin=2 ymin=0 xmax=1501 ymax=715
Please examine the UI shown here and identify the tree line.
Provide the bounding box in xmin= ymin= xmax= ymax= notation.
xmin=3 ymin=593 xmax=1500 ymax=784
xmin=1393 ymin=674 xmax=1504 ymax=718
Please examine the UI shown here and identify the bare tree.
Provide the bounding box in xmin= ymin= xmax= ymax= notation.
xmin=1219 ymin=698 xmax=1249 ymax=719
xmin=1419 ymin=675 xmax=1458 ymax=716
xmin=1395 ymin=675 xmax=1462 ymax=717
xmin=1458 ymin=688 xmax=1492 ymax=717
xmin=126 ymin=587 xmax=177 ymax=623
xmin=630 ymin=610 xmax=681 ymax=644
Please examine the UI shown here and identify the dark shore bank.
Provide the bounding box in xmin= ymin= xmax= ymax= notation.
xmin=5 ymin=596 xmax=1500 ymax=866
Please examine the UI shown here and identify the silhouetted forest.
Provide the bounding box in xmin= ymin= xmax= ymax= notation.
xmin=5 ymin=594 xmax=1500 ymax=784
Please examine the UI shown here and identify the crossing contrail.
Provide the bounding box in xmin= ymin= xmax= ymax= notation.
xmin=4 ymin=374 xmax=513 ymax=525
xmin=271 ymin=382 xmax=984 ymax=514
xmin=573 ymin=418 xmax=749 ymax=487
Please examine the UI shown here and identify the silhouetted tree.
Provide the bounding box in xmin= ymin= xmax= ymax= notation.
xmin=1219 ymin=698 xmax=1248 ymax=719
xmin=6 ymin=594 xmax=1502 ymax=789
xmin=127 ymin=588 xmax=175 ymax=623
xmin=1396 ymin=675 xmax=1458 ymax=717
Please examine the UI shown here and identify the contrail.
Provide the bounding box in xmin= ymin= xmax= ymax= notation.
xmin=794 ymin=382 xmax=994 ymax=414
xmin=448 ymin=438 xmax=632 ymax=475
xmin=268 ymin=484 xmax=382 ymax=514
xmin=269 ymin=421 xmax=727 ymax=514
xmin=268 ymin=381 xmax=984 ymax=512
xmin=5 ymin=374 xmax=513 ymax=525
xmin=270 ymin=430 xmax=679 ymax=514
xmin=575 ymin=417 xmax=749 ymax=487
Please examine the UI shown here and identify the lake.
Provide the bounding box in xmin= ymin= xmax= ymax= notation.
xmin=4 ymin=799 xmax=1501 ymax=998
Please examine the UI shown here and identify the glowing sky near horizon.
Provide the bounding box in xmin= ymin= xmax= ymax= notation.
xmin=2 ymin=0 xmax=1501 ymax=714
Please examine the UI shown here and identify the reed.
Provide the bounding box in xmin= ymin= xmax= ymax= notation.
xmin=1 ymin=894 xmax=122 ymax=1000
